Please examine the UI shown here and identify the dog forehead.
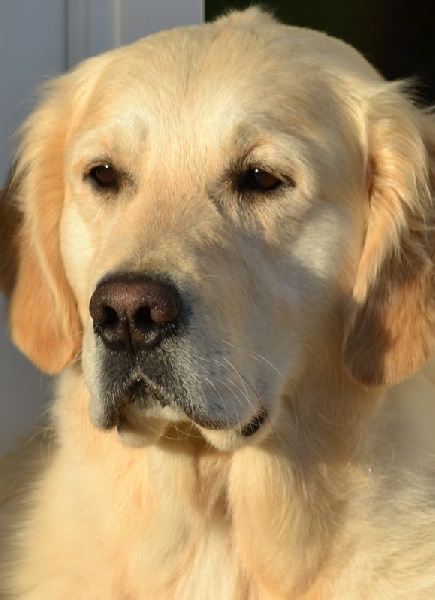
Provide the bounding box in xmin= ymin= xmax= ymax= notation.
xmin=67 ymin=14 xmax=379 ymax=178
xmin=83 ymin=28 xmax=286 ymax=122
xmin=73 ymin=29 xmax=330 ymax=149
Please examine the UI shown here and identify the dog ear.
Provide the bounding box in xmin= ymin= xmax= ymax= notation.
xmin=3 ymin=79 xmax=82 ymax=374
xmin=343 ymin=84 xmax=435 ymax=386
xmin=0 ymin=175 xmax=21 ymax=297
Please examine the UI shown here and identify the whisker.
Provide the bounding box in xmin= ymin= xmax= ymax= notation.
xmin=182 ymin=339 xmax=275 ymax=434
xmin=220 ymin=338 xmax=282 ymax=377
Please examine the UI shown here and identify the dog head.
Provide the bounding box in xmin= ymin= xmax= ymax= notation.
xmin=2 ymin=8 xmax=434 ymax=450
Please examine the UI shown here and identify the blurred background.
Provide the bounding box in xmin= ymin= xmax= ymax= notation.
xmin=1 ymin=0 xmax=434 ymax=451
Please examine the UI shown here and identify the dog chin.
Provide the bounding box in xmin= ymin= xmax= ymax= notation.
xmin=116 ymin=404 xmax=187 ymax=448
xmin=116 ymin=402 xmax=269 ymax=451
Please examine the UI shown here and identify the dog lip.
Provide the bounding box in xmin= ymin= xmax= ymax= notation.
xmin=90 ymin=377 xmax=165 ymax=431
xmin=92 ymin=356 xmax=268 ymax=438
xmin=240 ymin=409 xmax=267 ymax=437
xmin=196 ymin=408 xmax=267 ymax=436
xmin=94 ymin=393 xmax=267 ymax=440
xmin=92 ymin=401 xmax=125 ymax=430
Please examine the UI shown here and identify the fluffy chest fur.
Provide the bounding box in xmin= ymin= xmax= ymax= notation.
xmin=2 ymin=367 xmax=435 ymax=600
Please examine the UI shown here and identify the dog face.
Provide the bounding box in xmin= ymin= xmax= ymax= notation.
xmin=61 ymin=17 xmax=369 ymax=450
xmin=2 ymin=8 xmax=434 ymax=450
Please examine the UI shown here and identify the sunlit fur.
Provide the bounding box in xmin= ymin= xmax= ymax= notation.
xmin=1 ymin=7 xmax=435 ymax=599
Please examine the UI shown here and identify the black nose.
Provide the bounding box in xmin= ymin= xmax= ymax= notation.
xmin=89 ymin=275 xmax=181 ymax=352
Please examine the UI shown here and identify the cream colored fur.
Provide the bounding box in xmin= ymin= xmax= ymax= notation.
xmin=1 ymin=7 xmax=435 ymax=599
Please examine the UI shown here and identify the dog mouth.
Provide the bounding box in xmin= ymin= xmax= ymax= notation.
xmin=93 ymin=371 xmax=266 ymax=440
xmin=94 ymin=375 xmax=171 ymax=429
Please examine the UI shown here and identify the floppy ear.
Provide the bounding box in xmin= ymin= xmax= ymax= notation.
xmin=0 ymin=176 xmax=21 ymax=296
xmin=343 ymin=85 xmax=435 ymax=386
xmin=2 ymin=80 xmax=82 ymax=374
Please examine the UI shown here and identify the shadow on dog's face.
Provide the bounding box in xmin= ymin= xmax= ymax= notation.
xmin=3 ymin=9 xmax=435 ymax=451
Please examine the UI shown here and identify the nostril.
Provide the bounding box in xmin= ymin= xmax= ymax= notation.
xmin=92 ymin=305 xmax=122 ymax=345
xmin=102 ymin=305 xmax=119 ymax=326
xmin=89 ymin=298 xmax=120 ymax=330
xmin=134 ymin=306 xmax=153 ymax=331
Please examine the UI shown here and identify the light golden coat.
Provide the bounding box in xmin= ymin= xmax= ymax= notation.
xmin=1 ymin=8 xmax=435 ymax=599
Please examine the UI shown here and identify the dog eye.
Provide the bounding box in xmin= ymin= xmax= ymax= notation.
xmin=237 ymin=168 xmax=283 ymax=193
xmin=88 ymin=164 xmax=119 ymax=190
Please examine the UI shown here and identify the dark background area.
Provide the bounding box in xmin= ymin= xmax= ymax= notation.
xmin=205 ymin=0 xmax=435 ymax=105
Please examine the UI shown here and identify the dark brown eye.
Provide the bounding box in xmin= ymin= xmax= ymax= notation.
xmin=237 ymin=168 xmax=283 ymax=193
xmin=89 ymin=164 xmax=119 ymax=190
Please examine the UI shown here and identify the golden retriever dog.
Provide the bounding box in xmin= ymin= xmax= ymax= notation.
xmin=1 ymin=7 xmax=435 ymax=599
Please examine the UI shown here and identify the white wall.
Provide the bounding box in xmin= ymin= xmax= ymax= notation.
xmin=0 ymin=0 xmax=203 ymax=452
